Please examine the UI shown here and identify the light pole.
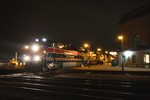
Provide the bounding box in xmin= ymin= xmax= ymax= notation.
xmin=118 ymin=36 xmax=123 ymax=50
xmin=118 ymin=35 xmax=124 ymax=71
xmin=84 ymin=43 xmax=91 ymax=67
xmin=84 ymin=43 xmax=91 ymax=59
xmin=15 ymin=51 xmax=18 ymax=66
xmin=104 ymin=51 xmax=108 ymax=63
xmin=97 ymin=48 xmax=102 ymax=60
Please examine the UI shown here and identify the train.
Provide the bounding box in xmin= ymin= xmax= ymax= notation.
xmin=23 ymin=39 xmax=84 ymax=72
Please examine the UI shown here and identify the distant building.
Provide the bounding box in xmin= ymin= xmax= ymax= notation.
xmin=118 ymin=3 xmax=150 ymax=49
xmin=118 ymin=3 xmax=150 ymax=68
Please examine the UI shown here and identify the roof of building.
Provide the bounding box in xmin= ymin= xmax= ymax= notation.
xmin=119 ymin=3 xmax=150 ymax=23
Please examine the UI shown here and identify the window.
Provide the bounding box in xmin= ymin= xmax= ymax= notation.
xmin=133 ymin=34 xmax=141 ymax=47
xmin=144 ymin=54 xmax=149 ymax=63
xmin=46 ymin=53 xmax=54 ymax=58
xmin=132 ymin=55 xmax=136 ymax=63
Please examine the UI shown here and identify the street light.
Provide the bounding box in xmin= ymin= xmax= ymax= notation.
xmin=118 ymin=35 xmax=123 ymax=50
xmin=84 ymin=43 xmax=91 ymax=67
xmin=118 ymin=35 xmax=124 ymax=71
xmin=97 ymin=48 xmax=101 ymax=52
xmin=24 ymin=45 xmax=29 ymax=49
xmin=84 ymin=43 xmax=90 ymax=49
xmin=97 ymin=48 xmax=102 ymax=60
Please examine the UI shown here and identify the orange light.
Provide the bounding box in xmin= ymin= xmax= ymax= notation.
xmin=118 ymin=35 xmax=123 ymax=40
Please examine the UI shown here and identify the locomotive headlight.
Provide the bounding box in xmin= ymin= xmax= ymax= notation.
xmin=32 ymin=44 xmax=39 ymax=52
xmin=24 ymin=55 xmax=30 ymax=61
xmin=33 ymin=55 xmax=41 ymax=61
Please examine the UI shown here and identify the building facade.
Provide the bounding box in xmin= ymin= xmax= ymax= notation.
xmin=118 ymin=3 xmax=150 ymax=67
xmin=119 ymin=3 xmax=150 ymax=49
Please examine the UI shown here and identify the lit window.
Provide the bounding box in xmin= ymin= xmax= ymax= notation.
xmin=144 ymin=54 xmax=149 ymax=63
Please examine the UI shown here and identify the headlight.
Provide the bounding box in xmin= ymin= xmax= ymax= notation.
xmin=33 ymin=55 xmax=41 ymax=61
xmin=31 ymin=44 xmax=39 ymax=52
xmin=24 ymin=55 xmax=30 ymax=61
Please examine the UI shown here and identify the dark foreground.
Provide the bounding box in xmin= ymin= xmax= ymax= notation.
xmin=0 ymin=65 xmax=150 ymax=100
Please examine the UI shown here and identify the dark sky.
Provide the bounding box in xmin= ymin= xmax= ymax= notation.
xmin=1 ymin=0 xmax=150 ymax=57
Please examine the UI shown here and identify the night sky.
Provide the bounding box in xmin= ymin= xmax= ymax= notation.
xmin=1 ymin=0 xmax=150 ymax=58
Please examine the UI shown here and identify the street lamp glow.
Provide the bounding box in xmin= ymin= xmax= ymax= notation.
xmin=25 ymin=45 xmax=29 ymax=49
xmin=118 ymin=35 xmax=123 ymax=40
xmin=83 ymin=43 xmax=91 ymax=62
xmin=105 ymin=51 xmax=108 ymax=54
xmin=117 ymin=35 xmax=124 ymax=71
xmin=97 ymin=48 xmax=101 ymax=51
xmin=118 ymin=35 xmax=124 ymax=49
xmin=84 ymin=43 xmax=90 ymax=48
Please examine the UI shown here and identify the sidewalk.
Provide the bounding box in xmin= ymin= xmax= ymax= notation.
xmin=70 ymin=63 xmax=150 ymax=72
xmin=57 ymin=63 xmax=150 ymax=82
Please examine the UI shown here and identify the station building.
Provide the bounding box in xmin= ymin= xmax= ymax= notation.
xmin=117 ymin=3 xmax=150 ymax=68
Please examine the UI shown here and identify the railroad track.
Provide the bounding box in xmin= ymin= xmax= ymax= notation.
xmin=0 ymin=73 xmax=150 ymax=100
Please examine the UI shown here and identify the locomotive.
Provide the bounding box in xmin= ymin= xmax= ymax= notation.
xmin=23 ymin=38 xmax=84 ymax=72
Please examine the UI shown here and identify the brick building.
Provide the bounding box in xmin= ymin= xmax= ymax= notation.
xmin=118 ymin=3 xmax=150 ymax=49
xmin=117 ymin=3 xmax=150 ymax=68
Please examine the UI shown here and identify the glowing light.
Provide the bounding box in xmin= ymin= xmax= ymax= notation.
xmin=32 ymin=44 xmax=39 ymax=52
xmin=123 ymin=50 xmax=133 ymax=58
xmin=35 ymin=39 xmax=39 ymax=42
xmin=118 ymin=35 xmax=123 ymax=40
xmin=97 ymin=48 xmax=101 ymax=51
xmin=33 ymin=55 xmax=41 ymax=61
xmin=58 ymin=45 xmax=64 ymax=49
xmin=42 ymin=38 xmax=47 ymax=42
xmin=25 ymin=45 xmax=29 ymax=49
xmin=43 ymin=50 xmax=46 ymax=53
xmin=20 ymin=63 xmax=23 ymax=66
xmin=105 ymin=51 xmax=108 ymax=54
xmin=144 ymin=54 xmax=149 ymax=63
xmin=109 ymin=52 xmax=117 ymax=56
xmin=92 ymin=54 xmax=96 ymax=57
xmin=84 ymin=43 xmax=90 ymax=48
xmin=24 ymin=55 xmax=30 ymax=61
